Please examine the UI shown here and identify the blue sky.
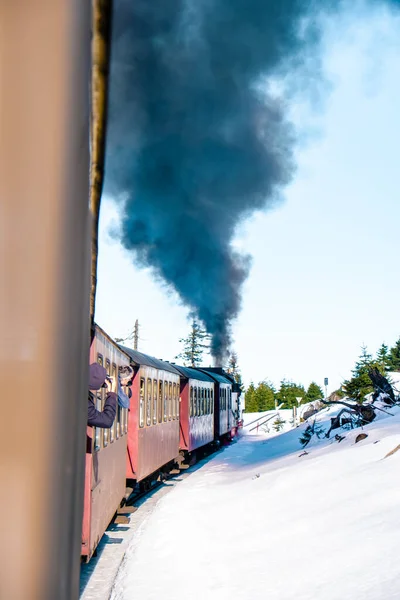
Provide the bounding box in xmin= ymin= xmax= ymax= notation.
xmin=96 ymin=3 xmax=400 ymax=394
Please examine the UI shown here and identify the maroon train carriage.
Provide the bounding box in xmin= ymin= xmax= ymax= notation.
xmin=197 ymin=368 xmax=235 ymax=441
xmin=120 ymin=347 xmax=181 ymax=488
xmin=173 ymin=366 xmax=215 ymax=459
xmin=82 ymin=325 xmax=131 ymax=562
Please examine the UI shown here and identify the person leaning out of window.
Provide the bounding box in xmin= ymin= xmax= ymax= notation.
xmin=88 ymin=363 xmax=117 ymax=428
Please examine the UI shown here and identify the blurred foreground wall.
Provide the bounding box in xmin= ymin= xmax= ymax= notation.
xmin=0 ymin=1 xmax=91 ymax=598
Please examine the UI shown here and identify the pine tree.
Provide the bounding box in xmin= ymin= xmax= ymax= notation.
xmin=304 ymin=382 xmax=323 ymax=403
xmin=272 ymin=416 xmax=286 ymax=432
xmin=275 ymin=380 xmax=306 ymax=409
xmin=227 ymin=352 xmax=243 ymax=388
xmin=376 ymin=343 xmax=391 ymax=373
xmin=244 ymin=382 xmax=258 ymax=412
xmin=254 ymin=380 xmax=276 ymax=411
xmin=343 ymin=345 xmax=376 ymax=403
xmin=175 ymin=318 xmax=210 ymax=367
xmin=388 ymin=337 xmax=400 ymax=371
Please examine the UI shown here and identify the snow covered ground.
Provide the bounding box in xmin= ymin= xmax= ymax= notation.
xmin=110 ymin=402 xmax=400 ymax=600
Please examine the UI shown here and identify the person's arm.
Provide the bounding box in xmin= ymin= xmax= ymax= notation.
xmin=87 ymin=392 xmax=117 ymax=428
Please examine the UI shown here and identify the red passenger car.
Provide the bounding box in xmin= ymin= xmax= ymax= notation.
xmin=173 ymin=366 xmax=215 ymax=456
xmin=121 ymin=347 xmax=181 ymax=486
xmin=82 ymin=325 xmax=131 ymax=562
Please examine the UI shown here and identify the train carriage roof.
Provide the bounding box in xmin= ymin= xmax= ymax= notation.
xmin=196 ymin=368 xmax=232 ymax=385
xmin=172 ymin=365 xmax=215 ymax=383
xmin=120 ymin=346 xmax=180 ymax=375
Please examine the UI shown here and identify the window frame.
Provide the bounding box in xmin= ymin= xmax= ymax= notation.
xmin=93 ymin=353 xmax=104 ymax=452
xmin=168 ymin=381 xmax=172 ymax=420
xmin=153 ymin=379 xmax=158 ymax=425
xmin=146 ymin=377 xmax=152 ymax=426
xmin=139 ymin=377 xmax=145 ymax=428
xmin=158 ymin=381 xmax=163 ymax=423
xmin=163 ymin=380 xmax=168 ymax=422
xmin=110 ymin=363 xmax=117 ymax=442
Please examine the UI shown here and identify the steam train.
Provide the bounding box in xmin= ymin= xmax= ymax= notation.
xmin=82 ymin=324 xmax=242 ymax=562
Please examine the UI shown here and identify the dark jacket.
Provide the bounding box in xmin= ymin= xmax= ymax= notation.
xmin=87 ymin=391 xmax=117 ymax=428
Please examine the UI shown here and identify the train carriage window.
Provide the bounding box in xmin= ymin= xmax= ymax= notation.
xmin=117 ymin=404 xmax=125 ymax=437
xmin=229 ymin=389 xmax=232 ymax=410
xmin=124 ymin=406 xmax=128 ymax=433
xmin=206 ymin=388 xmax=210 ymax=414
xmin=146 ymin=378 xmax=152 ymax=426
xmin=94 ymin=354 xmax=104 ymax=451
xmin=211 ymin=388 xmax=214 ymax=413
xmin=164 ymin=380 xmax=168 ymax=421
xmin=195 ymin=387 xmax=199 ymax=416
xmin=190 ymin=386 xmax=194 ymax=417
xmin=172 ymin=383 xmax=176 ymax=419
xmin=176 ymin=383 xmax=180 ymax=418
xmin=168 ymin=382 xmax=172 ymax=420
xmin=139 ymin=378 xmax=145 ymax=428
xmin=201 ymin=388 xmax=205 ymax=415
xmin=110 ymin=364 xmax=117 ymax=442
xmin=117 ymin=405 xmax=122 ymax=437
xmin=153 ymin=380 xmax=157 ymax=425
xmin=103 ymin=359 xmax=111 ymax=447
xmin=158 ymin=381 xmax=163 ymax=423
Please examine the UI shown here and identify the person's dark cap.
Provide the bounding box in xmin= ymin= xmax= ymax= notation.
xmin=89 ymin=363 xmax=107 ymax=390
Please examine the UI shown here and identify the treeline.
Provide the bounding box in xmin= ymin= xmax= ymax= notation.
xmin=244 ymin=380 xmax=323 ymax=412
xmin=245 ymin=336 xmax=400 ymax=412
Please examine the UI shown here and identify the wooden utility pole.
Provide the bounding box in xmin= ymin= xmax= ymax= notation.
xmin=133 ymin=319 xmax=139 ymax=350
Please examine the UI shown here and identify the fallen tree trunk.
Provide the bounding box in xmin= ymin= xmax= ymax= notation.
xmin=368 ymin=367 xmax=396 ymax=405
xmin=321 ymin=400 xmax=376 ymax=438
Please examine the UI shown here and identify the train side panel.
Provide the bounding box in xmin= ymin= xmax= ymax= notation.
xmin=123 ymin=349 xmax=180 ymax=483
xmin=81 ymin=327 xmax=130 ymax=561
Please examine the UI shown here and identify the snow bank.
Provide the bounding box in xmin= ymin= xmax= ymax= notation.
xmin=111 ymin=405 xmax=400 ymax=600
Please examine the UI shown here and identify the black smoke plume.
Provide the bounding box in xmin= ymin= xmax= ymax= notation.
xmin=105 ymin=0 xmax=397 ymax=361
